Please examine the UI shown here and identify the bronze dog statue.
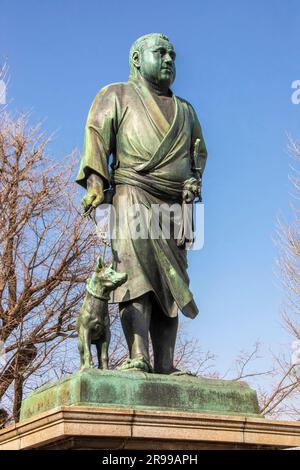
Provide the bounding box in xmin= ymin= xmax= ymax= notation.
xmin=77 ymin=257 xmax=127 ymax=370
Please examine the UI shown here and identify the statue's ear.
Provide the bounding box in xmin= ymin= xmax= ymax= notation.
xmin=132 ymin=51 xmax=140 ymax=69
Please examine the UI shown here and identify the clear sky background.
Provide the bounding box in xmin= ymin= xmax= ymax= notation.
xmin=1 ymin=0 xmax=300 ymax=377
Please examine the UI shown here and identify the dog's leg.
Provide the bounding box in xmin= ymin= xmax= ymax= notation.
xmin=101 ymin=324 xmax=111 ymax=370
xmin=95 ymin=338 xmax=103 ymax=369
xmin=77 ymin=333 xmax=84 ymax=369
xmin=79 ymin=325 xmax=93 ymax=369
xmin=96 ymin=326 xmax=111 ymax=370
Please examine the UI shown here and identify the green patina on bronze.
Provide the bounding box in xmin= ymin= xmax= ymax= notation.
xmin=20 ymin=369 xmax=261 ymax=421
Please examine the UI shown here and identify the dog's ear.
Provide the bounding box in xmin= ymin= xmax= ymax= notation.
xmin=96 ymin=256 xmax=104 ymax=270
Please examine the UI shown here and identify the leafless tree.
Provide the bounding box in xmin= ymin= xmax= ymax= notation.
xmin=219 ymin=136 xmax=300 ymax=420
xmin=0 ymin=111 xmax=100 ymax=423
xmin=221 ymin=138 xmax=300 ymax=420
xmin=259 ymin=137 xmax=300 ymax=419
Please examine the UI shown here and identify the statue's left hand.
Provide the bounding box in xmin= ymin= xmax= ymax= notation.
xmin=182 ymin=177 xmax=202 ymax=203
xmin=182 ymin=189 xmax=195 ymax=203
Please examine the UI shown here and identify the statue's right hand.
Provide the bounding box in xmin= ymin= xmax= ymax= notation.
xmin=81 ymin=187 xmax=105 ymax=213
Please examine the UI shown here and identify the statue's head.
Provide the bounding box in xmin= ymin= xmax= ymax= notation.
xmin=129 ymin=33 xmax=176 ymax=90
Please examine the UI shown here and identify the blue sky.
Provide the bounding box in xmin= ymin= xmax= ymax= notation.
xmin=1 ymin=0 xmax=300 ymax=375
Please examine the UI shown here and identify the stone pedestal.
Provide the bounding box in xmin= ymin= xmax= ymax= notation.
xmin=1 ymin=369 xmax=299 ymax=450
xmin=1 ymin=406 xmax=300 ymax=450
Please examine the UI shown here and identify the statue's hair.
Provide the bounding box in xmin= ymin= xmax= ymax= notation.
xmin=129 ymin=33 xmax=170 ymax=79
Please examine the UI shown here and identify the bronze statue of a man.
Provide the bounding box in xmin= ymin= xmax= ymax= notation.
xmin=76 ymin=33 xmax=207 ymax=374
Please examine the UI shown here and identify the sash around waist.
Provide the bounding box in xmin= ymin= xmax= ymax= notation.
xmin=113 ymin=167 xmax=183 ymax=201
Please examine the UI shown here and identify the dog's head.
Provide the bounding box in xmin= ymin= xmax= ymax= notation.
xmin=90 ymin=257 xmax=128 ymax=296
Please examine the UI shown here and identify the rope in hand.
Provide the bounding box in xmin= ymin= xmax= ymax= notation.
xmin=82 ymin=205 xmax=111 ymax=261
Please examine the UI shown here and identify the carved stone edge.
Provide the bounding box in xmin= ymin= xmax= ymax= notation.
xmin=1 ymin=406 xmax=300 ymax=449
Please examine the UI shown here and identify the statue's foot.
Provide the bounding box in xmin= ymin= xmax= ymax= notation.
xmin=117 ymin=356 xmax=152 ymax=373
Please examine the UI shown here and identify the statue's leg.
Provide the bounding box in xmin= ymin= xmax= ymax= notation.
xmin=119 ymin=293 xmax=152 ymax=369
xmin=150 ymin=298 xmax=178 ymax=374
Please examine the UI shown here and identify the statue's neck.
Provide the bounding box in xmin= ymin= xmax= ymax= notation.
xmin=138 ymin=75 xmax=172 ymax=97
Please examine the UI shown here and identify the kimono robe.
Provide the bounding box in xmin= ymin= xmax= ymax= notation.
xmin=76 ymin=77 xmax=207 ymax=319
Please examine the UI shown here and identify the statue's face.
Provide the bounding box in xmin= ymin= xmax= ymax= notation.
xmin=138 ymin=37 xmax=176 ymax=89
